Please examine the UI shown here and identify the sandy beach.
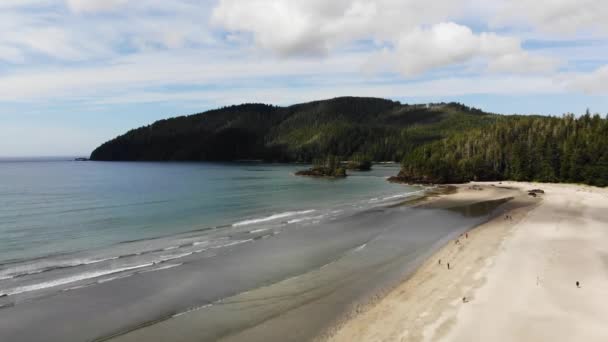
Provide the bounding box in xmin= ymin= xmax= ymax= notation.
xmin=326 ymin=182 xmax=608 ymax=342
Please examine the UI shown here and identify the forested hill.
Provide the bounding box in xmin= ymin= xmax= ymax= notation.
xmin=90 ymin=97 xmax=608 ymax=187
xmin=90 ymin=97 xmax=496 ymax=162
xmin=396 ymin=113 xmax=608 ymax=187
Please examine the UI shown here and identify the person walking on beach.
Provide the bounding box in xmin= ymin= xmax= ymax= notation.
xmin=447 ymin=262 xmax=450 ymax=270
xmin=576 ymin=281 xmax=580 ymax=288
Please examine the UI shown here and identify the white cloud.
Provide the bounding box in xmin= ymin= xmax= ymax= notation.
xmin=0 ymin=0 xmax=604 ymax=107
xmin=212 ymin=0 xmax=463 ymax=56
xmin=566 ymin=65 xmax=608 ymax=94
xmin=212 ymin=2 xmax=558 ymax=77
xmin=0 ymin=1 xmax=215 ymax=64
xmin=0 ymin=45 xmax=24 ymax=63
xmin=495 ymin=0 xmax=608 ymax=35
xmin=89 ymin=75 xmax=565 ymax=108
xmin=370 ymin=22 xmax=558 ymax=76
xmin=0 ymin=49 xmax=368 ymax=101
xmin=66 ymin=0 xmax=129 ymax=13
xmin=0 ymin=44 xmax=567 ymax=107
xmin=395 ymin=23 xmax=481 ymax=75
xmin=487 ymin=52 xmax=558 ymax=74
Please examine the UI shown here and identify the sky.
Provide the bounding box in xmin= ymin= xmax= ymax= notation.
xmin=2 ymin=0 xmax=608 ymax=157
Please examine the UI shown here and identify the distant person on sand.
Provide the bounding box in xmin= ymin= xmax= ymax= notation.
xmin=438 ymin=259 xmax=441 ymax=265
xmin=447 ymin=263 xmax=450 ymax=270
xmin=576 ymin=281 xmax=580 ymax=288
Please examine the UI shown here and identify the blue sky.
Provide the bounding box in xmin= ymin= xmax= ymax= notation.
xmin=2 ymin=0 xmax=608 ymax=157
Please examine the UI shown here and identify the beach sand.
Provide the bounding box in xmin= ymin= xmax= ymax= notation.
xmin=326 ymin=182 xmax=608 ymax=342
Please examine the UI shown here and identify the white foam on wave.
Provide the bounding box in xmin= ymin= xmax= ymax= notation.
xmin=84 ymin=256 xmax=119 ymax=264
xmin=211 ymin=239 xmax=253 ymax=249
xmin=249 ymin=228 xmax=271 ymax=234
xmin=140 ymin=263 xmax=183 ymax=274
xmin=288 ymin=214 xmax=327 ymax=224
xmin=97 ymin=273 xmax=134 ymax=284
xmin=63 ymin=283 xmax=95 ymax=292
xmin=0 ymin=256 xmax=122 ymax=280
xmin=232 ymin=210 xmax=316 ymax=227
xmin=159 ymin=252 xmax=193 ymax=262
xmin=353 ymin=243 xmax=367 ymax=252
xmin=3 ymin=263 xmax=154 ymax=296
xmin=371 ymin=189 xmax=427 ymax=203
xmin=172 ymin=303 xmax=213 ymax=318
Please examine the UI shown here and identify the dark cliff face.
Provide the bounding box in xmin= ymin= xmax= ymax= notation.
xmin=90 ymin=97 xmax=494 ymax=162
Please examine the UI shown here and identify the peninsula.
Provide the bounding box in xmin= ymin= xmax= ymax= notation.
xmin=91 ymin=97 xmax=608 ymax=187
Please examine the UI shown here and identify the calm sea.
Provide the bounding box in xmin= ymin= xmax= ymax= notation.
xmin=0 ymin=159 xmax=414 ymax=285
xmin=0 ymin=159 xmax=512 ymax=342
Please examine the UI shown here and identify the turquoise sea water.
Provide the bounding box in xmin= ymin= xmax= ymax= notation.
xmin=0 ymin=159 xmax=411 ymax=265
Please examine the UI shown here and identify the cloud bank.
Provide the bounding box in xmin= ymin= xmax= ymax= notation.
xmin=0 ymin=0 xmax=607 ymax=105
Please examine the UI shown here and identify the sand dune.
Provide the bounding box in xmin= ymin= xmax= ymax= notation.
xmin=326 ymin=182 xmax=608 ymax=342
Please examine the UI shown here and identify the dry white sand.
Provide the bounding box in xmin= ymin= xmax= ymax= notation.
xmin=326 ymin=182 xmax=608 ymax=342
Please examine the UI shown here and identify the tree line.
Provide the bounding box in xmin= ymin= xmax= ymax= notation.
xmin=398 ymin=112 xmax=608 ymax=186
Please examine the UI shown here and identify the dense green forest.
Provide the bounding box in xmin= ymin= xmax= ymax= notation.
xmin=91 ymin=97 xmax=608 ymax=186
xmin=395 ymin=112 xmax=608 ymax=187
xmin=90 ymin=97 xmax=496 ymax=162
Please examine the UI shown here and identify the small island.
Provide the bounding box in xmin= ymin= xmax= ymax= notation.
xmin=296 ymin=155 xmax=347 ymax=178
xmin=345 ymin=155 xmax=372 ymax=171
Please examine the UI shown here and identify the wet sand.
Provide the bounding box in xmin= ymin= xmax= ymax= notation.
xmin=327 ymin=182 xmax=608 ymax=342
xmin=0 ymin=185 xmax=518 ymax=342
xmin=0 ymin=184 xmax=527 ymax=342
xmin=107 ymin=185 xmax=522 ymax=342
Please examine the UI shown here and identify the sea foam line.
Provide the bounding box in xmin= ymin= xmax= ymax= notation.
xmin=172 ymin=303 xmax=213 ymax=318
xmin=2 ymin=263 xmax=154 ymax=296
xmin=369 ymin=189 xmax=427 ymax=203
xmin=211 ymin=239 xmax=254 ymax=249
xmin=140 ymin=263 xmax=183 ymax=274
xmin=232 ymin=210 xmax=316 ymax=227
xmin=159 ymin=252 xmax=193 ymax=262
xmin=0 ymin=256 xmax=122 ymax=280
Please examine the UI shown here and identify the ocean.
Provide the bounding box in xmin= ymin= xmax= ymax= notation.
xmin=0 ymin=160 xmax=505 ymax=341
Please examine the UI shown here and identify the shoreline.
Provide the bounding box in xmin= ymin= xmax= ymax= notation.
xmin=0 ymin=181 xmax=542 ymax=342
xmin=325 ymin=182 xmax=608 ymax=342
xmin=102 ymin=184 xmax=517 ymax=342
xmin=321 ymin=182 xmax=538 ymax=342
